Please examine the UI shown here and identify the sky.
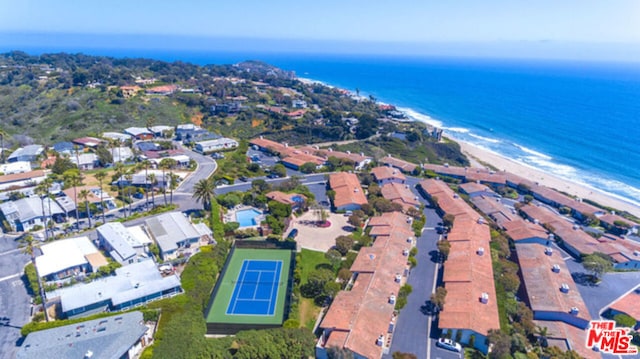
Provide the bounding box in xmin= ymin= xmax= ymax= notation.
xmin=0 ymin=0 xmax=639 ymax=60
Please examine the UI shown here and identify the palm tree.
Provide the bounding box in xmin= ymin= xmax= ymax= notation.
xmin=124 ymin=169 xmax=134 ymax=218
xmin=0 ymin=128 xmax=7 ymax=163
xmin=169 ymin=173 xmax=179 ymax=205
xmin=94 ymin=171 xmax=107 ymax=223
xmin=20 ymin=234 xmax=49 ymax=322
xmin=159 ymin=158 xmax=176 ymax=206
xmin=147 ymin=173 xmax=157 ymax=208
xmin=63 ymin=169 xmax=83 ymax=232
xmin=114 ymin=163 xmax=126 ymax=216
xmin=34 ymin=182 xmax=49 ymax=242
xmin=536 ymin=326 xmax=549 ymax=348
xmin=140 ymin=160 xmax=151 ymax=208
xmin=78 ymin=189 xmax=92 ymax=228
xmin=192 ymin=178 xmax=215 ymax=210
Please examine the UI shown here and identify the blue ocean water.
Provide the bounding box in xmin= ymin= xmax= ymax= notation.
xmin=7 ymin=46 xmax=640 ymax=205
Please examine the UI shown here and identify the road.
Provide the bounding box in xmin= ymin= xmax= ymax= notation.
xmin=0 ymin=234 xmax=31 ymax=359
xmin=383 ymin=179 xmax=460 ymax=359
xmin=175 ymin=144 xmax=218 ymax=195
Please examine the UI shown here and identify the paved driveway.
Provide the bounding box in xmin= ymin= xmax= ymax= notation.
xmin=0 ymin=235 xmax=31 ymax=358
xmin=289 ymin=212 xmax=353 ymax=252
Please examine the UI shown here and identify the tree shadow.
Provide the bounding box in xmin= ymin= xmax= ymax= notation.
xmin=428 ymin=250 xmax=441 ymax=264
xmin=420 ymin=300 xmax=439 ymax=316
xmin=571 ymin=272 xmax=599 ymax=287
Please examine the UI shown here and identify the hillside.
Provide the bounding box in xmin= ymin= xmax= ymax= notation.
xmin=0 ymin=51 xmax=468 ymax=166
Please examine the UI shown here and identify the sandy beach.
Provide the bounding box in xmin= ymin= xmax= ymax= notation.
xmin=456 ymin=139 xmax=640 ymax=218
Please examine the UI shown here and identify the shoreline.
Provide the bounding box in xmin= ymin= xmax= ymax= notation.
xmin=454 ymin=138 xmax=640 ymax=218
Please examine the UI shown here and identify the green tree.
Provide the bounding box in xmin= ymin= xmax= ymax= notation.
xmin=95 ymin=145 xmax=113 ymax=166
xmin=437 ymin=240 xmax=451 ymax=261
xmin=613 ymin=313 xmax=637 ymax=328
xmin=51 ymin=156 xmax=76 ymax=174
xmin=272 ymin=163 xmax=287 ymax=178
xmin=582 ymin=253 xmax=613 ymax=279
xmin=327 ymin=346 xmax=354 ymax=359
xmin=94 ymin=171 xmax=107 ymax=224
xmin=78 ymin=189 xmax=92 ymax=228
xmin=192 ymin=178 xmax=216 ymax=211
xmin=63 ymin=169 xmax=83 ymax=232
xmin=335 ymin=235 xmax=354 ymax=256
xmin=299 ymin=162 xmax=317 ymax=174
xmin=268 ymin=200 xmax=292 ymax=218
xmin=431 ymin=286 xmax=447 ymax=311
xmin=147 ymin=172 xmax=157 ymax=208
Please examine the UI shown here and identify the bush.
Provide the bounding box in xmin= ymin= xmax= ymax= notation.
xmin=335 ymin=235 xmax=354 ymax=256
xmin=614 ymin=313 xmax=637 ymax=328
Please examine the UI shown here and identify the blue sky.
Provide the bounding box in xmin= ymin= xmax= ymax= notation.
xmin=0 ymin=0 xmax=639 ymax=60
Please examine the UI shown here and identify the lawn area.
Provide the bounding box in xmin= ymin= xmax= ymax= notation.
xmin=299 ymin=298 xmax=321 ymax=331
xmin=296 ymin=249 xmax=330 ymax=331
xmin=298 ymin=248 xmax=330 ymax=284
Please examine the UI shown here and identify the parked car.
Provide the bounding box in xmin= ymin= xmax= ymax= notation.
xmin=287 ymin=228 xmax=298 ymax=239
xmin=436 ymin=338 xmax=462 ymax=353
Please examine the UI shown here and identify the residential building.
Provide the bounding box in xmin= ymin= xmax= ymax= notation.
xmin=36 ymin=236 xmax=108 ymax=282
xmin=0 ymin=196 xmax=66 ymax=232
xmin=292 ymin=99 xmax=308 ymax=108
xmin=101 ymin=132 xmax=132 ymax=143
xmin=145 ymin=212 xmax=213 ymax=260
xmin=371 ymin=166 xmax=406 ymax=185
xmin=379 ymin=156 xmax=418 ymax=174
xmin=149 ymin=125 xmax=174 ymax=138
xmin=110 ymin=146 xmax=134 ymax=163
xmin=265 ymin=191 xmax=307 ymax=211
xmin=194 ymin=138 xmax=238 ymax=154
xmin=604 ymin=287 xmax=640 ymax=330
xmin=124 ymin=127 xmax=154 ymax=141
xmin=470 ymin=195 xmax=517 ymax=226
xmin=329 ymin=172 xmax=368 ymax=211
xmin=317 ymin=212 xmax=414 ymax=359
xmin=458 ymin=182 xmax=499 ymax=198
xmin=120 ymin=85 xmax=142 ymax=98
xmin=379 ymin=182 xmax=420 ymax=212
xmin=0 ymin=161 xmax=31 ymax=175
xmin=97 ymin=222 xmax=152 ymax=265
xmin=70 ymin=153 xmax=99 ymax=170
xmin=72 ymin=136 xmax=104 ymax=149
xmin=317 ymin=149 xmax=372 ymax=170
xmin=0 ymin=170 xmax=47 ymax=191
xmin=8 ymin=145 xmax=44 ymax=163
xmin=16 ymin=311 xmax=150 ymax=359
xmin=145 ymin=84 xmax=178 ymax=95
xmin=52 ymin=141 xmax=75 ymax=155
xmin=63 ymin=185 xmax=116 ymax=211
xmin=52 ymin=259 xmax=182 ymax=318
xmin=418 ymin=179 xmax=500 ymax=353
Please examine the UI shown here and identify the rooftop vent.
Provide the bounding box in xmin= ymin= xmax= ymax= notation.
xmin=544 ymin=247 xmax=553 ymax=256
xmin=477 ymin=247 xmax=485 ymax=256
xmin=533 ymin=219 xmax=540 ymax=225
xmin=284 ymin=143 xmax=288 ymax=147
xmin=346 ymin=150 xmax=351 ymax=154
xmin=354 ymin=188 xmax=359 ymax=193
xmin=405 ymin=185 xmax=409 ymax=189
xmin=552 ymin=264 xmax=560 ymax=273
xmin=548 ymin=234 xmax=555 ymax=240
xmin=477 ymin=217 xmax=484 ymax=224
xmin=395 ymin=274 xmax=402 ymax=283
xmin=570 ymin=307 xmax=579 ymax=315
xmin=389 ymin=295 xmax=396 ymax=304
xmin=376 ymin=334 xmax=385 ymax=346
xmin=453 ymin=194 xmax=459 ymax=199
xmin=573 ymin=224 xmax=579 ymax=230
xmin=560 ymin=283 xmax=570 ymax=293
xmin=406 ymin=217 xmax=413 ymax=224
xmin=634 ymin=250 xmax=640 ymax=256
xmin=406 ymin=237 xmax=413 ymax=243
xmin=403 ymin=249 xmax=409 ymax=256
xmin=84 ymin=350 xmax=94 ymax=359
xmin=480 ymin=292 xmax=489 ymax=304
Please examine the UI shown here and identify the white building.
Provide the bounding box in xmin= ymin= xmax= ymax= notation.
xmin=97 ymin=222 xmax=152 ymax=265
xmin=145 ymin=212 xmax=213 ymax=260
xmin=36 ymin=236 xmax=108 ymax=282
xmin=0 ymin=161 xmax=32 ymax=175
xmin=0 ymin=196 xmax=66 ymax=232
xmin=194 ymin=138 xmax=238 ymax=154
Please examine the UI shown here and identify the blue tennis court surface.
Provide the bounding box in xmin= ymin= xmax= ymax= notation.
xmin=226 ymin=260 xmax=283 ymax=316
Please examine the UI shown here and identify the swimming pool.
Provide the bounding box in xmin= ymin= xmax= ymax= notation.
xmin=235 ymin=208 xmax=262 ymax=227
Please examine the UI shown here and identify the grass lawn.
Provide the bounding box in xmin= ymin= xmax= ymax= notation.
xmin=298 ymin=249 xmax=330 ymax=284
xmin=299 ymin=298 xmax=321 ymax=331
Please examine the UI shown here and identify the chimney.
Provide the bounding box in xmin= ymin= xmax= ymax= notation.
xmin=376 ymin=334 xmax=385 ymax=346
xmin=480 ymin=292 xmax=489 ymax=304
xmin=544 ymin=247 xmax=553 ymax=256
xmin=259 ymin=135 xmax=264 ymax=139
xmin=389 ymin=294 xmax=396 ymax=304
xmin=570 ymin=307 xmax=579 ymax=315
xmin=402 ymin=249 xmax=409 ymax=256
xmin=560 ymin=283 xmax=570 ymax=293
xmin=394 ymin=274 xmax=402 ymax=283
xmin=477 ymin=247 xmax=485 ymax=256
xmin=552 ymin=264 xmax=560 ymax=273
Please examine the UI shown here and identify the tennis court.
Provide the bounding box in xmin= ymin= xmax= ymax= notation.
xmin=205 ymin=247 xmax=293 ymax=330
xmin=226 ymin=259 xmax=282 ymax=316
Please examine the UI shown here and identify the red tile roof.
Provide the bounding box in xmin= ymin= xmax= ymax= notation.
xmin=320 ymin=212 xmax=414 ymax=358
xmin=533 ymin=320 xmax=599 ymax=359
xmin=608 ymin=287 xmax=640 ymax=321
xmin=265 ymin=191 xmax=306 ymax=206
xmin=371 ymin=166 xmax=406 ymax=183
xmin=379 ymin=156 xmax=417 ymax=173
xmin=516 ymin=243 xmax=590 ymax=323
xmin=329 ymin=173 xmax=368 ymax=209
xmin=380 ymin=183 xmax=420 ymax=212
xmin=502 ymin=219 xmax=549 ymax=242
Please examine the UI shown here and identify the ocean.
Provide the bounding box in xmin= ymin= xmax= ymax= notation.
xmin=6 ymin=47 xmax=640 ymax=206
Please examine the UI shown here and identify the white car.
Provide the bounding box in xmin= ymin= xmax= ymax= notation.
xmin=436 ymin=338 xmax=462 ymax=353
